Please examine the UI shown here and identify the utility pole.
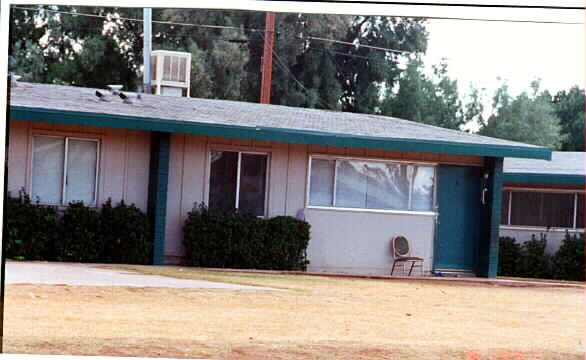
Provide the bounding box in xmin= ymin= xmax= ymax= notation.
xmin=260 ymin=12 xmax=275 ymax=104
xmin=143 ymin=8 xmax=153 ymax=94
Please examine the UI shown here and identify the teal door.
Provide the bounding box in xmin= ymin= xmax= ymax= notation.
xmin=434 ymin=165 xmax=483 ymax=272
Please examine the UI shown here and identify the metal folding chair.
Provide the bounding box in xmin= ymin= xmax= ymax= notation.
xmin=390 ymin=235 xmax=424 ymax=276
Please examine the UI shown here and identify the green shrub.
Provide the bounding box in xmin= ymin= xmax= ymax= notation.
xmin=100 ymin=199 xmax=152 ymax=265
xmin=5 ymin=189 xmax=58 ymax=260
xmin=498 ymin=236 xmax=521 ymax=277
xmin=551 ymin=232 xmax=585 ymax=281
xmin=5 ymin=190 xmax=152 ymax=264
xmin=55 ymin=201 xmax=103 ymax=262
xmin=263 ymin=216 xmax=310 ymax=270
xmin=183 ymin=204 xmax=310 ymax=271
xmin=516 ymin=234 xmax=552 ymax=279
xmin=183 ymin=204 xmax=233 ymax=268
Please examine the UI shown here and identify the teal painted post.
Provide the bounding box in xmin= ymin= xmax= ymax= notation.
xmin=476 ymin=157 xmax=504 ymax=278
xmin=147 ymin=132 xmax=170 ymax=265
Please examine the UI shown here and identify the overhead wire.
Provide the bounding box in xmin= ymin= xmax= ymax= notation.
xmin=275 ymin=0 xmax=584 ymax=11
xmin=12 ymin=6 xmax=276 ymax=33
xmin=259 ymin=32 xmax=335 ymax=110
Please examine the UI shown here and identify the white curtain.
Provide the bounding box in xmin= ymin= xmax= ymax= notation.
xmin=335 ymin=160 xmax=368 ymax=208
xmin=309 ymin=159 xmax=335 ymax=206
xmin=32 ymin=136 xmax=65 ymax=204
xmin=65 ymin=139 xmax=98 ymax=205
xmin=411 ymin=166 xmax=435 ymax=211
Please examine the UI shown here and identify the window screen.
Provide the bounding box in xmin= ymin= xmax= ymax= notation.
xmin=309 ymin=159 xmax=335 ymax=206
xmin=65 ymin=139 xmax=98 ymax=205
xmin=510 ymin=192 xmax=542 ymax=227
xmin=501 ymin=190 xmax=510 ymax=225
xmin=410 ymin=165 xmax=435 ymax=211
xmin=238 ymin=153 xmax=268 ymax=217
xmin=510 ymin=191 xmax=575 ymax=228
xmin=209 ymin=151 xmax=268 ymax=216
xmin=542 ymin=192 xmax=574 ymax=228
xmin=32 ymin=136 xmax=99 ymax=206
xmin=335 ymin=160 xmax=368 ymax=208
xmin=209 ymin=151 xmax=238 ymax=213
xmin=308 ymin=157 xmax=435 ymax=212
xmin=32 ymin=136 xmax=65 ymax=204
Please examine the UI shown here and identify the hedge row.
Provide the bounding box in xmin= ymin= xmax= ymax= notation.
xmin=183 ymin=204 xmax=310 ymax=270
xmin=498 ymin=233 xmax=585 ymax=281
xmin=5 ymin=190 xmax=152 ymax=264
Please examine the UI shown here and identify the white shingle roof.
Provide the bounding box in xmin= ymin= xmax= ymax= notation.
xmin=10 ymin=82 xmax=549 ymax=159
xmin=504 ymin=152 xmax=585 ymax=176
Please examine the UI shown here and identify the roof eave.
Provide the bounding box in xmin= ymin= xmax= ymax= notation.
xmin=10 ymin=106 xmax=552 ymax=161
xmin=503 ymin=173 xmax=585 ymax=185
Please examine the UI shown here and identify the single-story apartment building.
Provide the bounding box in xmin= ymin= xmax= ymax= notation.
xmin=8 ymin=82 xmax=552 ymax=278
xmin=501 ymin=152 xmax=585 ymax=254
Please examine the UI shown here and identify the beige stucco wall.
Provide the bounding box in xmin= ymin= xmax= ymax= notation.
xmin=165 ymin=135 xmax=484 ymax=271
xmin=7 ymin=120 xmax=151 ymax=211
xmin=305 ymin=208 xmax=436 ymax=275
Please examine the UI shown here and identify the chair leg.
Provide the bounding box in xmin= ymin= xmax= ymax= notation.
xmin=391 ymin=261 xmax=396 ymax=275
xmin=409 ymin=262 xmax=415 ymax=276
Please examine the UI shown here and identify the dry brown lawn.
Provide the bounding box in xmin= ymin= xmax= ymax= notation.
xmin=4 ymin=265 xmax=585 ymax=360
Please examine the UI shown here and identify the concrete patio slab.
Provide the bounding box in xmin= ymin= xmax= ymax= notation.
xmin=1 ymin=355 xmax=209 ymax=360
xmin=5 ymin=262 xmax=277 ymax=291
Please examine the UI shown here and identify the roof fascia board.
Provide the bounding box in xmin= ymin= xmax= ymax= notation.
xmin=503 ymin=173 xmax=585 ymax=185
xmin=10 ymin=106 xmax=552 ymax=161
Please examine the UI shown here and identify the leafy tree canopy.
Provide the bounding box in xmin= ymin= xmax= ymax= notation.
xmin=478 ymin=80 xmax=564 ymax=149
xmin=553 ymin=86 xmax=585 ymax=151
xmin=381 ymin=57 xmax=468 ymax=130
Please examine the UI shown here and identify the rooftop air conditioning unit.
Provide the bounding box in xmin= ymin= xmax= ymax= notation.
xmin=151 ymin=50 xmax=192 ymax=97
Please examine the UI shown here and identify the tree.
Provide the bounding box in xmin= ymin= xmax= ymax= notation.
xmin=478 ymin=80 xmax=563 ymax=148
xmin=8 ymin=7 xmax=429 ymax=116
xmin=553 ymin=86 xmax=585 ymax=151
xmin=381 ymin=57 xmax=466 ymax=130
xmin=335 ymin=16 xmax=428 ymax=113
xmin=9 ymin=6 xmax=144 ymax=89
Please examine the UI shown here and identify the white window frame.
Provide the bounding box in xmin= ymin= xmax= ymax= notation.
xmin=30 ymin=135 xmax=100 ymax=207
xmin=501 ymin=187 xmax=585 ymax=231
xmin=305 ymin=154 xmax=437 ymax=216
xmin=206 ymin=149 xmax=270 ymax=217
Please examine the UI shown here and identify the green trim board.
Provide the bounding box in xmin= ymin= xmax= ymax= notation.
xmin=503 ymin=173 xmax=585 ymax=185
xmin=147 ymin=132 xmax=170 ymax=266
xmin=476 ymin=157 xmax=504 ymax=278
xmin=10 ymin=106 xmax=552 ymax=160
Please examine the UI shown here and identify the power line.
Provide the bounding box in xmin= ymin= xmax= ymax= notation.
xmin=265 ymin=35 xmax=334 ymax=110
xmin=12 ymin=5 xmax=584 ymax=31
xmin=267 ymin=0 xmax=585 ymax=11
xmin=12 ymin=6 xmax=275 ymax=33
xmin=307 ymin=36 xmax=408 ymax=53
xmin=13 ymin=6 xmax=414 ymax=55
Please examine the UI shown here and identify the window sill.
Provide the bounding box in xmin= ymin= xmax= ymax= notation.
xmin=500 ymin=225 xmax=584 ymax=233
xmin=306 ymin=205 xmax=436 ymax=217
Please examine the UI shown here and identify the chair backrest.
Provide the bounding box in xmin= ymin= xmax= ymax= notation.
xmin=392 ymin=236 xmax=411 ymax=257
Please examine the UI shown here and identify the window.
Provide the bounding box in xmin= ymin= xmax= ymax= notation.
xmin=308 ymin=156 xmax=435 ymax=212
xmin=31 ymin=136 xmax=99 ymax=206
xmin=501 ymin=190 xmax=510 ymax=225
xmin=501 ymin=190 xmax=584 ymax=229
xmin=208 ymin=150 xmax=268 ymax=216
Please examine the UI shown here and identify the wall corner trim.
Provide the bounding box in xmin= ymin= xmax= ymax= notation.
xmin=147 ymin=132 xmax=170 ymax=265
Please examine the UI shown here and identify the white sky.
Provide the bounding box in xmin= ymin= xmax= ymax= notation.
xmin=424 ymin=18 xmax=585 ymax=102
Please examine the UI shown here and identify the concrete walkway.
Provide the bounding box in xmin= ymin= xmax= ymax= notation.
xmin=5 ymin=262 xmax=276 ymax=291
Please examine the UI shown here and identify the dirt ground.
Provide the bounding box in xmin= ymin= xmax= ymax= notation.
xmin=4 ymin=265 xmax=585 ymax=360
